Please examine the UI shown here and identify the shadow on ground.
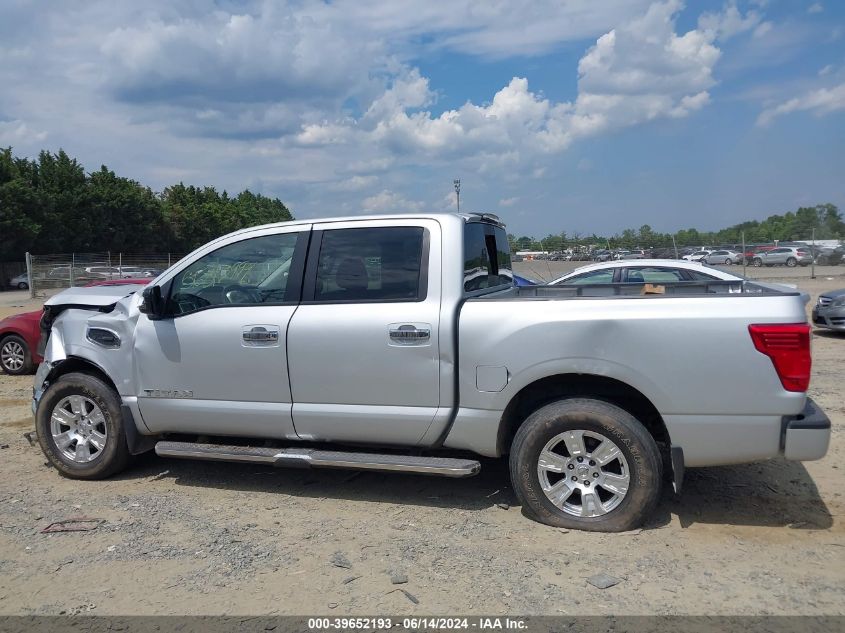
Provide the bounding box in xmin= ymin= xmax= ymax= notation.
xmin=652 ymin=458 xmax=832 ymax=530
xmin=122 ymin=450 xmax=832 ymax=530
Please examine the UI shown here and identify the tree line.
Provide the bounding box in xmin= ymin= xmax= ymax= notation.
xmin=2 ymin=147 xmax=842 ymax=262
xmin=0 ymin=148 xmax=293 ymax=262
xmin=510 ymin=203 xmax=845 ymax=253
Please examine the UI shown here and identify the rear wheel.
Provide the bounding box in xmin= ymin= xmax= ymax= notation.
xmin=0 ymin=335 xmax=33 ymax=375
xmin=786 ymin=257 xmax=797 ymax=267
xmin=509 ymin=398 xmax=663 ymax=532
xmin=35 ymin=372 xmax=131 ymax=479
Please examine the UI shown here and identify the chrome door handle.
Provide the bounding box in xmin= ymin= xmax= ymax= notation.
xmin=242 ymin=325 xmax=280 ymax=346
xmin=388 ymin=324 xmax=431 ymax=345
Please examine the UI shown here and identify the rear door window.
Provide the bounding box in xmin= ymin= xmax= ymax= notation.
xmin=313 ymin=227 xmax=425 ymax=303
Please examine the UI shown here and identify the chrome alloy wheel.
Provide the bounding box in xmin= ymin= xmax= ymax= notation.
xmin=50 ymin=395 xmax=108 ymax=463
xmin=1 ymin=339 xmax=25 ymax=372
xmin=537 ymin=430 xmax=630 ymax=518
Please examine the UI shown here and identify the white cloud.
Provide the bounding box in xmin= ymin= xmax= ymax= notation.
xmin=757 ymin=82 xmax=845 ymax=126
xmin=499 ymin=197 xmax=519 ymax=207
xmin=361 ymin=189 xmax=425 ymax=213
xmin=819 ymin=64 xmax=834 ymax=76
xmin=306 ymin=0 xmax=655 ymax=58
xmin=808 ymin=3 xmax=824 ymax=14
xmin=698 ymin=2 xmax=763 ymax=41
xmin=441 ymin=191 xmax=458 ymax=211
xmin=300 ymin=1 xmax=721 ymax=164
xmin=329 ymin=175 xmax=378 ymax=192
xmin=0 ymin=119 xmax=47 ymax=145
xmin=753 ymin=22 xmax=773 ymax=38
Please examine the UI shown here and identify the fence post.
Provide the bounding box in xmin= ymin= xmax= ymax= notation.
xmin=25 ymin=252 xmax=34 ymax=299
xmin=168 ymin=253 xmax=171 ymax=267
xmin=811 ymin=228 xmax=816 ymax=280
xmin=70 ymin=253 xmax=75 ymax=287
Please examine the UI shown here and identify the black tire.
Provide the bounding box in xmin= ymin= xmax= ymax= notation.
xmin=0 ymin=334 xmax=34 ymax=375
xmin=786 ymin=257 xmax=797 ymax=267
xmin=35 ymin=372 xmax=131 ymax=479
xmin=509 ymin=398 xmax=662 ymax=532
xmin=752 ymin=257 xmax=763 ymax=267
xmin=17 ymin=281 xmax=28 ymax=290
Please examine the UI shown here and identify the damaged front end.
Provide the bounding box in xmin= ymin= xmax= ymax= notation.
xmin=33 ymin=287 xmax=144 ymax=415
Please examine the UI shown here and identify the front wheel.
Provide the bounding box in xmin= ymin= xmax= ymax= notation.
xmin=509 ymin=398 xmax=663 ymax=532
xmin=35 ymin=372 xmax=132 ymax=479
xmin=17 ymin=281 xmax=28 ymax=290
xmin=752 ymin=257 xmax=763 ymax=267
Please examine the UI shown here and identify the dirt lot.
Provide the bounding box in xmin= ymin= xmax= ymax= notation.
xmin=0 ymin=268 xmax=843 ymax=616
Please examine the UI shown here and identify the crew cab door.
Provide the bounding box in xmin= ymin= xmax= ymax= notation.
xmin=287 ymin=219 xmax=442 ymax=445
xmin=133 ymin=226 xmax=309 ymax=438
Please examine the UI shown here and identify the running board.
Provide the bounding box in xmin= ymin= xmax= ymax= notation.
xmin=154 ymin=441 xmax=480 ymax=478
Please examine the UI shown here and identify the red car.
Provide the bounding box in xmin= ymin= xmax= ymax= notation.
xmin=0 ymin=278 xmax=150 ymax=375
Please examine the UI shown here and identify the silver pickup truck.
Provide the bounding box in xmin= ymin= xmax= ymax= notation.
xmin=32 ymin=213 xmax=831 ymax=531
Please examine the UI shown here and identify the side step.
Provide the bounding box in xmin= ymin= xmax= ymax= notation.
xmin=154 ymin=441 xmax=480 ymax=478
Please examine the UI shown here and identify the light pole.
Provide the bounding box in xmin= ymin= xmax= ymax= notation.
xmin=453 ymin=179 xmax=461 ymax=213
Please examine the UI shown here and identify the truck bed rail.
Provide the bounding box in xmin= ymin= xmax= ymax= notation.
xmin=481 ymin=279 xmax=797 ymax=300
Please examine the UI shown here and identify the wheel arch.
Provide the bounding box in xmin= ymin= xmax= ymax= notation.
xmin=497 ymin=373 xmax=671 ymax=461
xmin=45 ymin=355 xmax=119 ymax=394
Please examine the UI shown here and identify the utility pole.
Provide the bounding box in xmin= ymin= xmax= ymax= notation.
xmin=453 ymin=179 xmax=461 ymax=213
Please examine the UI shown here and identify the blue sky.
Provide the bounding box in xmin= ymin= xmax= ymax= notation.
xmin=0 ymin=0 xmax=843 ymax=237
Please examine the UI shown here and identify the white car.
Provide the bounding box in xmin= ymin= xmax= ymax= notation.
xmin=682 ymin=251 xmax=711 ymax=262
xmin=8 ymin=273 xmax=29 ymax=290
xmin=548 ymin=259 xmax=743 ymax=285
xmin=704 ymin=250 xmax=742 ymax=265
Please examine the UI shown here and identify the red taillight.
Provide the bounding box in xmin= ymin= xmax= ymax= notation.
xmin=748 ymin=324 xmax=811 ymax=392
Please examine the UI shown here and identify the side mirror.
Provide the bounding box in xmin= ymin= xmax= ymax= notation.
xmin=139 ymin=285 xmax=165 ymax=319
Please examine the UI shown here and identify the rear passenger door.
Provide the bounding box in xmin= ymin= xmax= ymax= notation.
xmin=286 ymin=219 xmax=443 ymax=445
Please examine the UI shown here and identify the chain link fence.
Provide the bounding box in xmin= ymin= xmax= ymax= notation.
xmin=25 ymin=252 xmax=180 ymax=298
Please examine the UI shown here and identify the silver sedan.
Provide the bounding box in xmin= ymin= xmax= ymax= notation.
xmin=704 ymin=250 xmax=741 ymax=265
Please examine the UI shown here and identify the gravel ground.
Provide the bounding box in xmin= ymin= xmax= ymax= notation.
xmin=0 ymin=267 xmax=843 ymax=615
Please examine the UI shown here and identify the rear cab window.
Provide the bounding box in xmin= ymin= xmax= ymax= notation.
xmin=463 ymin=222 xmax=513 ymax=293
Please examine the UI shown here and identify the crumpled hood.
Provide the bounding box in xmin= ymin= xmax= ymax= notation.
xmin=44 ymin=284 xmax=144 ymax=308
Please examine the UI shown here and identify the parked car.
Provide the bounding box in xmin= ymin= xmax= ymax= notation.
xmin=0 ymin=310 xmax=41 ymax=374
xmin=0 ymin=279 xmax=150 ymax=375
xmin=682 ymin=251 xmax=711 ymax=262
xmin=742 ymin=245 xmax=776 ymax=264
xmin=8 ymin=273 xmax=29 ymax=290
xmin=813 ymin=246 xmax=844 ymax=266
xmin=547 ymin=259 xmax=743 ymax=285
xmin=812 ymin=290 xmax=845 ymax=332
xmin=32 ymin=214 xmax=830 ymax=533
xmin=704 ymin=250 xmax=742 ymax=265
xmin=513 ymin=274 xmax=540 ymax=286
xmin=750 ymin=247 xmax=812 ymax=267
xmin=617 ymin=250 xmax=645 ymax=260
xmin=592 ymin=250 xmax=613 ymax=262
